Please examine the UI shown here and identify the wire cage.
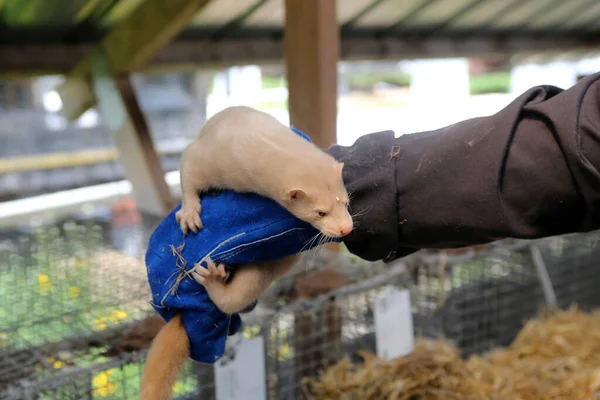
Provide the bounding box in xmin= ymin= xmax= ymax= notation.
xmin=1 ymin=213 xmax=600 ymax=399
xmin=0 ymin=219 xmax=158 ymax=399
xmin=0 ymin=217 xmax=388 ymax=400
xmin=190 ymin=231 xmax=600 ymax=399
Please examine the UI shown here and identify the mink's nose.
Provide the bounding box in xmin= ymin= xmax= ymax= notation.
xmin=340 ymin=226 xmax=353 ymax=236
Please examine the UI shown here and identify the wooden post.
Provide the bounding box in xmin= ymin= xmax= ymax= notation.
xmin=284 ymin=0 xmax=339 ymax=150
xmin=285 ymin=0 xmax=340 ymax=255
xmin=90 ymin=49 xmax=175 ymax=217
xmin=286 ymin=4 xmax=345 ymax=395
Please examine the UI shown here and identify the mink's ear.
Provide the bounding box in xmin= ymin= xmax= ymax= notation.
xmin=334 ymin=162 xmax=344 ymax=176
xmin=287 ymin=188 xmax=306 ymax=200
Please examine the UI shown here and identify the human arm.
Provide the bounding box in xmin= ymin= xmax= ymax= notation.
xmin=327 ymin=72 xmax=600 ymax=262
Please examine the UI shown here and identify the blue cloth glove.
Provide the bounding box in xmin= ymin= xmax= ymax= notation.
xmin=144 ymin=128 xmax=341 ymax=363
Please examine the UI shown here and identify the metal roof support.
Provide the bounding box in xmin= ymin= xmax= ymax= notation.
xmin=423 ymin=0 xmax=489 ymax=35
xmin=209 ymin=0 xmax=270 ymax=40
xmin=55 ymin=0 xmax=213 ymax=121
xmin=89 ymin=49 xmax=175 ymax=218
xmin=341 ymin=0 xmax=390 ymax=32
xmin=506 ymin=0 xmax=569 ymax=32
xmin=465 ymin=0 xmax=525 ymax=31
xmin=551 ymin=0 xmax=600 ymax=31
xmin=380 ymin=0 xmax=439 ymax=36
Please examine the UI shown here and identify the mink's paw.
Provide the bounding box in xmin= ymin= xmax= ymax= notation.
xmin=193 ymin=259 xmax=229 ymax=288
xmin=175 ymin=203 xmax=203 ymax=234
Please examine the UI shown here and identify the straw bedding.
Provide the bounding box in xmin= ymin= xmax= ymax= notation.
xmin=303 ymin=307 xmax=600 ymax=399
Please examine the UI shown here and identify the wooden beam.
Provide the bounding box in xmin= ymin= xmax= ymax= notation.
xmin=92 ymin=0 xmax=211 ymax=75
xmin=149 ymin=34 xmax=600 ymax=71
xmin=2 ymin=34 xmax=600 ymax=78
xmin=90 ymin=49 xmax=175 ymax=217
xmin=148 ymin=38 xmax=282 ymax=69
xmin=0 ymin=144 xmax=185 ymax=174
xmin=0 ymin=44 xmax=91 ymax=77
xmin=284 ymin=0 xmax=339 ymax=150
xmin=56 ymin=0 xmax=212 ymax=121
xmin=115 ymin=74 xmax=176 ymax=215
xmin=55 ymin=77 xmax=97 ymax=124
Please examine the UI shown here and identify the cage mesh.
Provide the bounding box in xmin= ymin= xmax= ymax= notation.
xmin=1 ymin=216 xmax=599 ymax=399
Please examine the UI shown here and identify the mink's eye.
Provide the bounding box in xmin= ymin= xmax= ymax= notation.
xmin=317 ymin=211 xmax=327 ymax=217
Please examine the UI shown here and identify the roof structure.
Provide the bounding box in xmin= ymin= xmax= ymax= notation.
xmin=3 ymin=0 xmax=600 ymax=219
xmin=2 ymin=0 xmax=600 ymax=76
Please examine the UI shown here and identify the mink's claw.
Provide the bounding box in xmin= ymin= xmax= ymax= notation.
xmin=194 ymin=259 xmax=229 ymax=288
xmin=205 ymin=259 xmax=228 ymax=280
xmin=175 ymin=204 xmax=204 ymax=234
xmin=193 ymin=212 xmax=203 ymax=232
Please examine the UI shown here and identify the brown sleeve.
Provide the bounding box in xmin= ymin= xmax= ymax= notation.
xmin=327 ymin=72 xmax=600 ymax=262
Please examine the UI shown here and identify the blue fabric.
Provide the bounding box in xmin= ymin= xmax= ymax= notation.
xmin=144 ymin=127 xmax=341 ymax=363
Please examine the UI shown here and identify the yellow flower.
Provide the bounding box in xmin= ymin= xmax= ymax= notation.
xmin=92 ymin=369 xmax=118 ymax=397
xmin=48 ymin=356 xmax=64 ymax=369
xmin=37 ymin=274 xmax=52 ymax=292
xmin=68 ymin=286 xmax=81 ymax=298
xmin=93 ymin=317 xmax=107 ymax=331
xmin=277 ymin=343 xmax=291 ymax=361
xmin=172 ymin=382 xmax=182 ymax=394
xmin=243 ymin=326 xmax=260 ymax=338
xmin=109 ymin=310 xmax=128 ymax=323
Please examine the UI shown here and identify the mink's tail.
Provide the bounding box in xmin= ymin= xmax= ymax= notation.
xmin=139 ymin=313 xmax=189 ymax=400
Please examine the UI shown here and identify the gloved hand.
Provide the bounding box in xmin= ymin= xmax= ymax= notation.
xmin=326 ymin=130 xmax=419 ymax=262
xmin=326 ymin=77 xmax=600 ymax=261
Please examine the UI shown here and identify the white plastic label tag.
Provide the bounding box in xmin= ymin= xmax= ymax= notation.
xmin=214 ymin=333 xmax=267 ymax=400
xmin=374 ymin=286 xmax=414 ymax=360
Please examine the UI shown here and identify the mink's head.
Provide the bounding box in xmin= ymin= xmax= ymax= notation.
xmin=282 ymin=161 xmax=353 ymax=239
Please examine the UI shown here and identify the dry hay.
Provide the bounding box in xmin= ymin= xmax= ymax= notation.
xmin=466 ymin=306 xmax=600 ymax=400
xmin=302 ymin=339 xmax=489 ymax=400
xmin=302 ymin=306 xmax=600 ymax=400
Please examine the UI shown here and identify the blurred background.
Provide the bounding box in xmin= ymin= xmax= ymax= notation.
xmin=2 ymin=0 xmax=600 ymax=399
